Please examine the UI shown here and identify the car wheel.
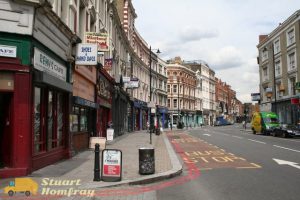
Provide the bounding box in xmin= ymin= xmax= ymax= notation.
xmin=282 ymin=132 xmax=287 ymax=138
xmin=8 ymin=190 xmax=14 ymax=197
xmin=25 ymin=191 xmax=30 ymax=196
xmin=271 ymin=131 xmax=276 ymax=137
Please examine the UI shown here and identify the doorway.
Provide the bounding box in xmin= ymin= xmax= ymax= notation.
xmin=0 ymin=92 xmax=12 ymax=168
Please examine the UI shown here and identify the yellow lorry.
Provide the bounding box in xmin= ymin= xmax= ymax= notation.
xmin=3 ymin=178 xmax=38 ymax=196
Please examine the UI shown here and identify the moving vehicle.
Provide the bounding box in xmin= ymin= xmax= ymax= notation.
xmin=272 ymin=124 xmax=300 ymax=138
xmin=214 ymin=116 xmax=232 ymax=126
xmin=251 ymin=112 xmax=279 ymax=135
xmin=3 ymin=178 xmax=38 ymax=196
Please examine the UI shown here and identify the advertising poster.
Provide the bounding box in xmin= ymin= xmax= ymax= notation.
xmin=101 ymin=149 xmax=122 ymax=182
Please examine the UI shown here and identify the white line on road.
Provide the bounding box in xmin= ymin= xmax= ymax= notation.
xmin=273 ymin=145 xmax=300 ymax=153
xmin=232 ymin=135 xmax=243 ymax=139
xmin=247 ymin=139 xmax=266 ymax=144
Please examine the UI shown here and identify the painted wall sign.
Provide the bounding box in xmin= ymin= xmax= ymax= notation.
xmin=34 ymin=48 xmax=66 ymax=81
xmin=0 ymin=45 xmax=17 ymax=58
xmin=75 ymin=43 xmax=97 ymax=65
xmin=85 ymin=32 xmax=109 ymax=52
xmin=101 ymin=149 xmax=122 ymax=182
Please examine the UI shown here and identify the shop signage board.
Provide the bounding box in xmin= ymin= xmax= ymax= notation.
xmin=75 ymin=43 xmax=98 ymax=65
xmin=251 ymin=93 xmax=261 ymax=101
xmin=101 ymin=149 xmax=122 ymax=182
xmin=85 ymin=32 xmax=109 ymax=52
xmin=33 ymin=48 xmax=66 ymax=81
xmin=0 ymin=45 xmax=17 ymax=58
xmin=106 ymin=128 xmax=114 ymax=141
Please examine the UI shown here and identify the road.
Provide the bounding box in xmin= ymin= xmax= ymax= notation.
xmin=157 ymin=125 xmax=300 ymax=200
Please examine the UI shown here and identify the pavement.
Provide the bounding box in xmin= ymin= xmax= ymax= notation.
xmin=24 ymin=129 xmax=183 ymax=189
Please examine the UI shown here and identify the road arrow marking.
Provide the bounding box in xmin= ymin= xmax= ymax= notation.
xmin=273 ymin=159 xmax=300 ymax=170
xmin=203 ymin=134 xmax=211 ymax=136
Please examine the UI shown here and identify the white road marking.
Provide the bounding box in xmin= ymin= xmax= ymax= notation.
xmin=273 ymin=158 xmax=300 ymax=170
xmin=232 ymin=135 xmax=243 ymax=139
xmin=203 ymin=134 xmax=211 ymax=136
xmin=247 ymin=139 xmax=266 ymax=144
xmin=273 ymin=145 xmax=300 ymax=153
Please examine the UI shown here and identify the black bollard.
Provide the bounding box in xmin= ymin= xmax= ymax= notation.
xmin=93 ymin=143 xmax=100 ymax=182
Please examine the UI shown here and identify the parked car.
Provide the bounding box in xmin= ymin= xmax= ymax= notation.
xmin=251 ymin=112 xmax=280 ymax=135
xmin=272 ymin=124 xmax=300 ymax=138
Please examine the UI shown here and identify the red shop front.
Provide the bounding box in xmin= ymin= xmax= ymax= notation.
xmin=96 ymin=68 xmax=114 ymax=137
xmin=0 ymin=57 xmax=31 ymax=178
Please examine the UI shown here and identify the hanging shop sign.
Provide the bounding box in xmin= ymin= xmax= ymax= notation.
xmin=75 ymin=43 xmax=97 ymax=65
xmin=251 ymin=93 xmax=261 ymax=101
xmin=125 ymin=78 xmax=140 ymax=89
xmin=101 ymin=149 xmax=122 ymax=182
xmin=104 ymin=58 xmax=113 ymax=71
xmin=85 ymin=32 xmax=109 ymax=52
xmin=0 ymin=45 xmax=17 ymax=58
xmin=34 ymin=47 xmax=66 ymax=81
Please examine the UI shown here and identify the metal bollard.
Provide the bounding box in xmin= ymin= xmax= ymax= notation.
xmin=93 ymin=143 xmax=100 ymax=181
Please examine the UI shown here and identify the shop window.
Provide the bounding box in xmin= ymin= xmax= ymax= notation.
xmin=70 ymin=106 xmax=88 ymax=132
xmin=34 ymin=87 xmax=45 ymax=153
xmin=80 ymin=108 xmax=88 ymax=131
xmin=34 ymin=87 xmax=67 ymax=155
xmin=70 ymin=107 xmax=79 ymax=132
xmin=47 ymin=91 xmax=54 ymax=150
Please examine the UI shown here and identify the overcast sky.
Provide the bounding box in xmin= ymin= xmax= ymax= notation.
xmin=132 ymin=0 xmax=300 ymax=103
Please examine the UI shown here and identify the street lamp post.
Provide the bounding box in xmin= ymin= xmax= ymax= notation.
xmin=149 ymin=46 xmax=160 ymax=144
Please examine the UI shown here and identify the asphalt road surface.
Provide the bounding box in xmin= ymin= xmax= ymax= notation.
xmin=157 ymin=125 xmax=300 ymax=200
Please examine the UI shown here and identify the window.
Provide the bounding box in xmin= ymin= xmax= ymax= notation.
xmin=167 ymin=99 xmax=170 ymax=108
xmin=70 ymin=106 xmax=88 ymax=132
xmin=34 ymin=87 xmax=43 ymax=153
xmin=288 ymin=52 xmax=296 ymax=71
xmin=261 ymin=49 xmax=268 ymax=62
xmin=289 ymin=77 xmax=296 ymax=96
xmin=34 ymin=87 xmax=66 ymax=154
xmin=275 ymin=60 xmax=281 ymax=77
xmin=287 ymin=28 xmax=295 ymax=46
xmin=262 ymin=66 xmax=268 ymax=81
xmin=274 ymin=39 xmax=280 ymax=54
xmin=69 ymin=7 xmax=76 ymax=32
xmin=173 ymin=85 xmax=177 ymax=93
xmin=173 ymin=99 xmax=177 ymax=108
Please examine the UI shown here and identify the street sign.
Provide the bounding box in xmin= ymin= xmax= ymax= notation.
xmin=101 ymin=149 xmax=122 ymax=182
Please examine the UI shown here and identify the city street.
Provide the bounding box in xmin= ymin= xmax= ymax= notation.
xmin=57 ymin=125 xmax=300 ymax=200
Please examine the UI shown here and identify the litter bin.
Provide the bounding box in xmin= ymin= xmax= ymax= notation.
xmin=139 ymin=147 xmax=155 ymax=175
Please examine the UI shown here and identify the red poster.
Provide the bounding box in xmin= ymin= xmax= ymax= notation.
xmin=103 ymin=165 xmax=120 ymax=176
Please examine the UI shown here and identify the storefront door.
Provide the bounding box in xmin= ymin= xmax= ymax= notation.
xmin=0 ymin=92 xmax=12 ymax=168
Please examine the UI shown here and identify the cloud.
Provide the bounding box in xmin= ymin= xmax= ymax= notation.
xmin=209 ymin=46 xmax=245 ymax=70
xmin=179 ymin=26 xmax=219 ymax=42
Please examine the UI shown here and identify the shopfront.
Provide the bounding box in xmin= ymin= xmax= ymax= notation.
xmin=133 ymin=99 xmax=148 ymax=130
xmin=70 ymin=96 xmax=98 ymax=152
xmin=157 ymin=106 xmax=168 ymax=128
xmin=32 ymin=47 xmax=72 ymax=170
xmin=0 ymin=49 xmax=31 ymax=178
xmin=96 ymin=68 xmax=113 ymax=137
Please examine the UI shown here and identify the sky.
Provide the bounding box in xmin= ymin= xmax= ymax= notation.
xmin=132 ymin=0 xmax=300 ymax=103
